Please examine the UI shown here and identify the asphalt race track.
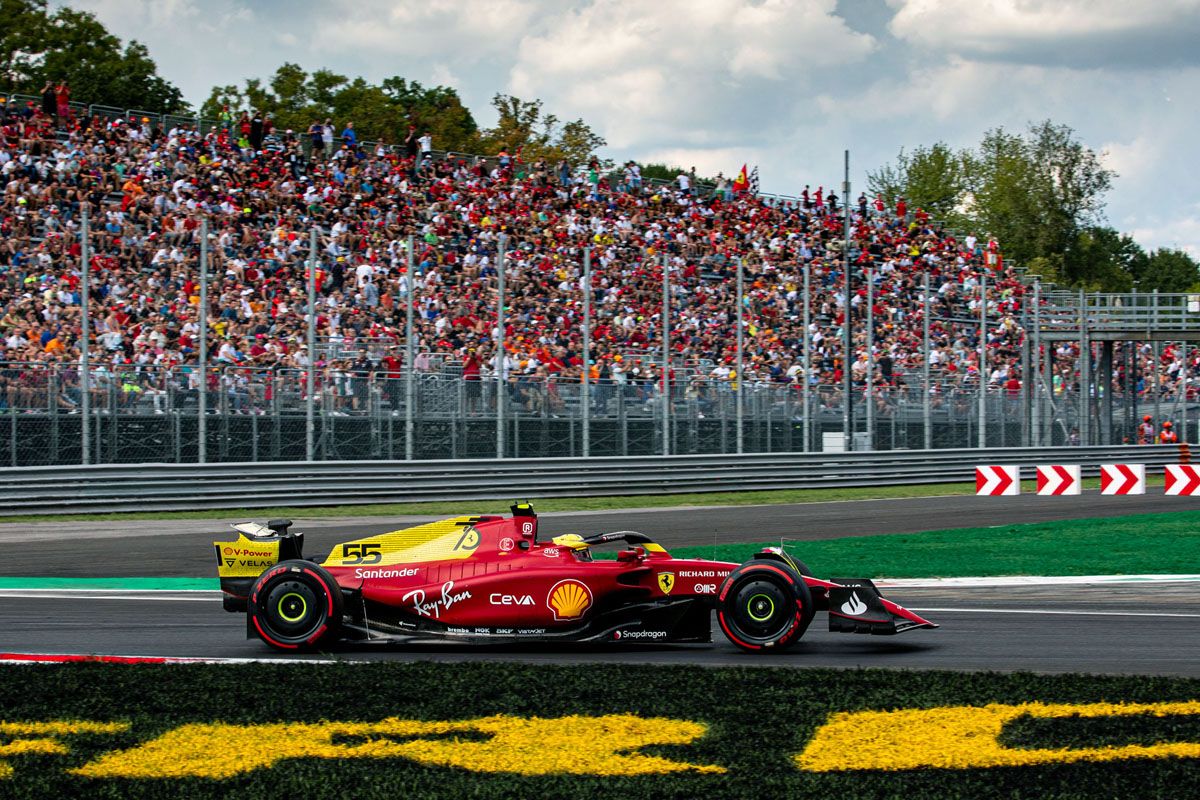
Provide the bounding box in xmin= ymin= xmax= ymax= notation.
xmin=0 ymin=584 xmax=1197 ymax=676
xmin=0 ymin=491 xmax=1197 ymax=676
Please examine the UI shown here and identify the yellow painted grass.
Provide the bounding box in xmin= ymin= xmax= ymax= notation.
xmin=73 ymin=714 xmax=725 ymax=779
xmin=797 ymin=701 xmax=1200 ymax=771
xmin=0 ymin=721 xmax=129 ymax=780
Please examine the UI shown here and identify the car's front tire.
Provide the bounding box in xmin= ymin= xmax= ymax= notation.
xmin=248 ymin=560 xmax=342 ymax=651
xmin=717 ymin=560 xmax=812 ymax=653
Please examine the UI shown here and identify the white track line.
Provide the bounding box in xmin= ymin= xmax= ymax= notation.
xmin=0 ymin=590 xmax=218 ymax=601
xmin=877 ymin=575 xmax=1200 ymax=588
xmin=913 ymin=607 xmax=1200 ymax=618
xmin=0 ymin=653 xmax=336 ymax=665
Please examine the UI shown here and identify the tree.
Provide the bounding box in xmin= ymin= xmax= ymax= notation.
xmin=476 ymin=94 xmax=607 ymax=166
xmin=202 ymin=65 xmax=478 ymax=149
xmin=1136 ymin=249 xmax=1200 ymax=293
xmin=963 ymin=122 xmax=1115 ymax=285
xmin=0 ymin=0 xmax=49 ymax=89
xmin=867 ymin=142 xmax=969 ymax=225
xmin=871 ymin=121 xmax=1117 ymax=288
xmin=0 ymin=0 xmax=185 ymax=113
xmin=1061 ymin=226 xmax=1146 ymax=292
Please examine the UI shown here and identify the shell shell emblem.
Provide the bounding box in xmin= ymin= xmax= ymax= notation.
xmin=547 ymin=579 xmax=593 ymax=620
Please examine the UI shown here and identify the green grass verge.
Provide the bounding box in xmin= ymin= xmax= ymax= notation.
xmin=0 ymin=477 xmax=1145 ymax=523
xmin=667 ymin=509 xmax=1200 ymax=578
xmin=0 ymin=662 xmax=1195 ymax=799
xmin=2 ymin=509 xmax=1195 ymax=591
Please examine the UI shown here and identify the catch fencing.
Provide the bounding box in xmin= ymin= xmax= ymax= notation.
xmin=1 ymin=361 xmax=1194 ymax=466
xmin=0 ymin=444 xmax=1181 ymax=514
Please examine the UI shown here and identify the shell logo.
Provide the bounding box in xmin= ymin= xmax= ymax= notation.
xmin=546 ymin=579 xmax=593 ymax=620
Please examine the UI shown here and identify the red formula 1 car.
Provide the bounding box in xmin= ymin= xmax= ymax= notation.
xmin=214 ymin=503 xmax=936 ymax=652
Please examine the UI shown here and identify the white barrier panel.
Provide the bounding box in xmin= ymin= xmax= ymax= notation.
xmin=1100 ymin=464 xmax=1145 ymax=495
xmin=1164 ymin=465 xmax=1200 ymax=496
xmin=1036 ymin=465 xmax=1081 ymax=496
xmin=976 ymin=465 xmax=1019 ymax=496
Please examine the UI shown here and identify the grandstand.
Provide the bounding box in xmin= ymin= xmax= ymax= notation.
xmin=0 ymin=93 xmax=1193 ymax=464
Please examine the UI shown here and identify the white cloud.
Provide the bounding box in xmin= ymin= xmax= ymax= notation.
xmin=509 ymin=0 xmax=875 ymax=147
xmin=313 ymin=0 xmax=537 ymax=62
xmin=888 ymin=0 xmax=1200 ymax=67
xmin=1100 ymin=136 xmax=1158 ymax=184
xmin=1130 ymin=205 xmax=1200 ymax=258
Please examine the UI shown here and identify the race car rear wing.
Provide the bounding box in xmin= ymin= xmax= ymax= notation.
xmin=213 ymin=519 xmax=303 ymax=612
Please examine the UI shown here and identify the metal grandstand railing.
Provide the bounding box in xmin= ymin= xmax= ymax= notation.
xmin=0 ymin=361 xmax=1191 ymax=466
xmin=1035 ymin=291 xmax=1200 ymax=340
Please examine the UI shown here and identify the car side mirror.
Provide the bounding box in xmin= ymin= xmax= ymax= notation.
xmin=616 ymin=547 xmax=645 ymax=563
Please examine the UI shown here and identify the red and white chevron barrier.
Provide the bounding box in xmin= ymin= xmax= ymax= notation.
xmin=1100 ymin=464 xmax=1145 ymax=495
xmin=1036 ymin=465 xmax=1081 ymax=496
xmin=976 ymin=465 xmax=1019 ymax=496
xmin=1164 ymin=464 xmax=1200 ymax=495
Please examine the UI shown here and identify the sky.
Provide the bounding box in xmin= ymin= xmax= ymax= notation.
xmin=60 ymin=0 xmax=1200 ymax=255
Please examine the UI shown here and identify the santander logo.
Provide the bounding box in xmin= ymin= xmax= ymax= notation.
xmin=840 ymin=592 xmax=868 ymax=616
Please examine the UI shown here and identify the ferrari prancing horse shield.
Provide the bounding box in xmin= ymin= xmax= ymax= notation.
xmin=657 ymin=572 xmax=675 ymax=595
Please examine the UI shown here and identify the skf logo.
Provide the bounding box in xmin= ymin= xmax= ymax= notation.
xmin=657 ymin=573 xmax=675 ymax=595
xmin=547 ymin=580 xmax=592 ymax=620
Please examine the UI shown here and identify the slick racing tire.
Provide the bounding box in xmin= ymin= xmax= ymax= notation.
xmin=248 ymin=560 xmax=343 ymax=651
xmin=717 ymin=560 xmax=812 ymax=653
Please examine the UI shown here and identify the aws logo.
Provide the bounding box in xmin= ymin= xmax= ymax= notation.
xmin=547 ymin=580 xmax=592 ymax=620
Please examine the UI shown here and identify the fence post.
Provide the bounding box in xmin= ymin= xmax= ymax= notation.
xmin=1031 ymin=279 xmax=1040 ymax=447
xmin=661 ymin=252 xmax=670 ymax=456
xmin=978 ymin=271 xmax=987 ymax=448
xmin=307 ymin=228 xmax=317 ymax=462
xmin=842 ymin=150 xmax=853 ymax=450
xmin=736 ymin=256 xmax=744 ymax=454
xmin=866 ymin=265 xmax=874 ymax=450
xmin=923 ymin=270 xmax=932 ymax=450
xmin=1183 ymin=338 xmax=1190 ymax=444
xmin=582 ymin=248 xmax=591 ymax=458
xmin=1080 ymin=289 xmax=1090 ymax=445
xmin=198 ymin=219 xmax=208 ymax=464
xmin=405 ymin=234 xmax=415 ymax=461
xmin=496 ymin=234 xmax=506 ymax=459
xmin=802 ymin=261 xmax=810 ymax=453
xmin=80 ymin=206 xmax=90 ymax=465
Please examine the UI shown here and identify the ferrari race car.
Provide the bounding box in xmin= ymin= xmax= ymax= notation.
xmin=214 ymin=503 xmax=936 ymax=652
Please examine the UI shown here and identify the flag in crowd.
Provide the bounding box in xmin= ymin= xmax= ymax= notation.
xmin=732 ymin=164 xmax=749 ymax=194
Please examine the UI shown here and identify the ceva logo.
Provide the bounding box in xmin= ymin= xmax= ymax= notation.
xmin=489 ymin=593 xmax=534 ymax=606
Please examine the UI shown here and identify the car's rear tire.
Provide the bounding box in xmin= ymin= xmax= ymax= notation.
xmin=717 ymin=560 xmax=812 ymax=653
xmin=248 ymin=560 xmax=342 ymax=651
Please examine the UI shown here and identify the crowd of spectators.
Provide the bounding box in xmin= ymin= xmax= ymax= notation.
xmin=0 ymin=93 xmax=1191 ymax=420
